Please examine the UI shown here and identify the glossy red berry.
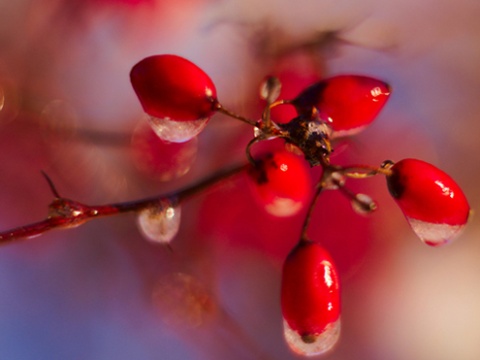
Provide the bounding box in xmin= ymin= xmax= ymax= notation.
xmin=281 ymin=240 xmax=341 ymax=356
xmin=386 ymin=158 xmax=470 ymax=246
xmin=292 ymin=75 xmax=391 ymax=136
xmin=247 ymin=151 xmax=311 ymax=217
xmin=130 ymin=54 xmax=218 ymax=121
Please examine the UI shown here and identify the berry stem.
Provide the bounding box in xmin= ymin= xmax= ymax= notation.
xmin=336 ymin=184 xmax=377 ymax=213
xmin=298 ymin=161 xmax=385 ymax=242
xmin=245 ymin=137 xmax=260 ymax=166
xmin=215 ymin=103 xmax=258 ymax=127
xmin=261 ymin=99 xmax=287 ymax=130
xmin=299 ymin=173 xmax=325 ymax=242
xmin=0 ymin=162 xmax=250 ymax=245
xmin=341 ymin=164 xmax=392 ymax=178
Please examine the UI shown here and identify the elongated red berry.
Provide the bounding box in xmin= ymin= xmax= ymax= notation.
xmin=130 ymin=54 xmax=217 ymax=121
xmin=281 ymin=240 xmax=341 ymax=356
xmin=292 ymin=75 xmax=391 ymax=136
xmin=130 ymin=55 xmax=218 ymax=142
xmin=247 ymin=151 xmax=311 ymax=217
xmin=385 ymin=158 xmax=470 ymax=246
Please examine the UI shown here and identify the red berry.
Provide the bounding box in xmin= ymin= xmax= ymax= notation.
xmin=292 ymin=75 xmax=391 ymax=136
xmin=247 ymin=151 xmax=311 ymax=217
xmin=130 ymin=54 xmax=218 ymax=121
xmin=386 ymin=158 xmax=470 ymax=246
xmin=281 ymin=240 xmax=341 ymax=356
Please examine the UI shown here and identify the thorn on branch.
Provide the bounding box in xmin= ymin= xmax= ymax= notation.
xmin=41 ymin=170 xmax=61 ymax=198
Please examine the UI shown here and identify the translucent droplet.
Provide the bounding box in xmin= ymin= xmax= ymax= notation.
xmin=148 ymin=115 xmax=208 ymax=143
xmin=265 ymin=197 xmax=303 ymax=217
xmin=406 ymin=217 xmax=466 ymax=246
xmin=253 ymin=126 xmax=264 ymax=138
xmin=259 ymin=76 xmax=282 ymax=103
xmin=351 ymin=193 xmax=377 ymax=215
xmin=152 ymin=272 xmax=217 ymax=328
xmin=137 ymin=201 xmax=181 ymax=244
xmin=283 ymin=318 xmax=341 ymax=356
xmin=253 ymin=122 xmax=279 ymax=140
xmin=324 ymin=171 xmax=346 ymax=190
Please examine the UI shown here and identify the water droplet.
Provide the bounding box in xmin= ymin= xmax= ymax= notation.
xmin=253 ymin=122 xmax=279 ymax=140
xmin=351 ymin=193 xmax=377 ymax=215
xmin=137 ymin=201 xmax=181 ymax=244
xmin=283 ymin=318 xmax=340 ymax=356
xmin=259 ymin=76 xmax=282 ymax=103
xmin=152 ymin=272 xmax=217 ymax=328
xmin=253 ymin=126 xmax=263 ymax=138
xmin=406 ymin=217 xmax=466 ymax=246
xmin=265 ymin=197 xmax=303 ymax=217
xmin=324 ymin=171 xmax=346 ymax=190
xmin=148 ymin=115 xmax=208 ymax=143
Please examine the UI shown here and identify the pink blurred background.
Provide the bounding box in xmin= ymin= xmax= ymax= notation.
xmin=0 ymin=0 xmax=479 ymax=359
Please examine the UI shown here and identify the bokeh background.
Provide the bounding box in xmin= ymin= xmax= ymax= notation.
xmin=0 ymin=0 xmax=479 ymax=359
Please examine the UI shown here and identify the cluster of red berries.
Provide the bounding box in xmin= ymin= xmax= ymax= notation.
xmin=130 ymin=54 xmax=470 ymax=356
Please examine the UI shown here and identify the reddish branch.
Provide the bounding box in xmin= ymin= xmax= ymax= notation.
xmin=0 ymin=163 xmax=249 ymax=245
xmin=0 ymin=151 xmax=388 ymax=245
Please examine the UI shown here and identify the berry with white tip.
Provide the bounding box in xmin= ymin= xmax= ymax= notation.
xmin=130 ymin=54 xmax=218 ymax=142
xmin=281 ymin=240 xmax=341 ymax=356
xmin=385 ymin=158 xmax=470 ymax=246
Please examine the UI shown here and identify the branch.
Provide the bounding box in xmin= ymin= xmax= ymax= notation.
xmin=0 ymin=163 xmax=249 ymax=245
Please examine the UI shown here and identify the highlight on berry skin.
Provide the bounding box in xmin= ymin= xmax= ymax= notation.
xmin=384 ymin=158 xmax=470 ymax=246
xmin=247 ymin=151 xmax=312 ymax=217
xmin=281 ymin=240 xmax=341 ymax=356
xmin=130 ymin=54 xmax=218 ymax=143
xmin=292 ymin=75 xmax=391 ymax=137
